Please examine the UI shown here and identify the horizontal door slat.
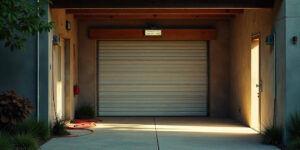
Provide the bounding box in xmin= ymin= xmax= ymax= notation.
xmin=99 ymin=112 xmax=207 ymax=116
xmin=99 ymin=52 xmax=207 ymax=57
xmin=100 ymin=103 xmax=207 ymax=108
xmin=100 ymin=100 xmax=207 ymax=104
xmin=99 ymin=107 xmax=207 ymax=112
xmin=99 ymin=60 xmax=207 ymax=65
xmin=99 ymin=91 xmax=207 ymax=96
xmin=99 ymin=85 xmax=207 ymax=92
xmin=99 ymin=56 xmax=207 ymax=61
xmin=99 ymin=49 xmax=207 ymax=53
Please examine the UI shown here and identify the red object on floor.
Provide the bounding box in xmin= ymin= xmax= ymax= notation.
xmin=67 ymin=119 xmax=102 ymax=130
xmin=71 ymin=119 xmax=102 ymax=124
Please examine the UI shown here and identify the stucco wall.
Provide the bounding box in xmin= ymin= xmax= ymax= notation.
xmin=50 ymin=9 xmax=78 ymax=120
xmin=272 ymin=0 xmax=286 ymax=135
xmin=77 ymin=19 xmax=230 ymax=117
xmin=0 ymin=37 xmax=38 ymax=117
xmin=229 ymin=0 xmax=300 ymax=142
xmin=283 ymin=0 xmax=300 ymax=142
xmin=229 ymin=7 xmax=285 ymax=131
xmin=0 ymin=3 xmax=51 ymax=123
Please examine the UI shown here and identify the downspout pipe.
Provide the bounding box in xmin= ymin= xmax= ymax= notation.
xmin=36 ymin=0 xmax=40 ymax=121
xmin=273 ymin=32 xmax=277 ymax=127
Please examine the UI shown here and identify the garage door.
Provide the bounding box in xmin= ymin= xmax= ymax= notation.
xmin=98 ymin=41 xmax=208 ymax=116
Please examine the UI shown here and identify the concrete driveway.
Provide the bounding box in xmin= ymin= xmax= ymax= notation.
xmin=41 ymin=117 xmax=279 ymax=150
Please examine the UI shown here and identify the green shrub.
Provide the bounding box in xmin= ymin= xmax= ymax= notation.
xmin=13 ymin=134 xmax=38 ymax=150
xmin=52 ymin=120 xmax=67 ymax=136
xmin=288 ymin=113 xmax=300 ymax=150
xmin=288 ymin=138 xmax=300 ymax=150
xmin=0 ymin=132 xmax=13 ymax=150
xmin=34 ymin=121 xmax=51 ymax=140
xmin=261 ymin=126 xmax=282 ymax=145
xmin=33 ymin=121 xmax=50 ymax=140
xmin=75 ymin=105 xmax=95 ymax=119
xmin=15 ymin=119 xmax=50 ymax=141
xmin=0 ymin=90 xmax=34 ymax=130
xmin=289 ymin=113 xmax=300 ymax=140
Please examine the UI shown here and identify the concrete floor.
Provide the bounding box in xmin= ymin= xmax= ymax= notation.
xmin=41 ymin=117 xmax=279 ymax=150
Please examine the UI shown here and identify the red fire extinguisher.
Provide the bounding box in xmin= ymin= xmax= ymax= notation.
xmin=74 ymin=85 xmax=80 ymax=95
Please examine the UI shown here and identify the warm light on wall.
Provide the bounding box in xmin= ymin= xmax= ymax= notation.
xmin=56 ymin=82 xmax=63 ymax=119
xmin=251 ymin=38 xmax=260 ymax=132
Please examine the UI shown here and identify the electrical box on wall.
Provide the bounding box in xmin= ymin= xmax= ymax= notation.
xmin=266 ymin=34 xmax=274 ymax=45
xmin=66 ymin=20 xmax=71 ymax=31
xmin=53 ymin=35 xmax=60 ymax=45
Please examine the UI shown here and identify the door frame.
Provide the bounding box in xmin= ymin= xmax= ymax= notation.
xmin=251 ymin=33 xmax=262 ymax=132
xmin=64 ymin=39 xmax=71 ymax=120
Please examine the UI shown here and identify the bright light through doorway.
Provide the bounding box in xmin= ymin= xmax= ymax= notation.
xmin=251 ymin=37 xmax=260 ymax=132
xmin=56 ymin=81 xmax=63 ymax=119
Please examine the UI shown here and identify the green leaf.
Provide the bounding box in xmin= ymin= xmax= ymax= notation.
xmin=0 ymin=0 xmax=54 ymax=51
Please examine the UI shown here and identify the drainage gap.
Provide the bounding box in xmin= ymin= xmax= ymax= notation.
xmin=153 ymin=117 xmax=160 ymax=150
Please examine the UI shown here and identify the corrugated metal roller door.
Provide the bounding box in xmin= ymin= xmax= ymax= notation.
xmin=98 ymin=41 xmax=208 ymax=116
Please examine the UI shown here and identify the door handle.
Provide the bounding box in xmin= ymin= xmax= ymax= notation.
xmin=256 ymin=80 xmax=263 ymax=92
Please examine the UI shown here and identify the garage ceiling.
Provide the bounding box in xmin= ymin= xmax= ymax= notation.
xmin=66 ymin=9 xmax=243 ymax=20
xmin=51 ymin=0 xmax=274 ymax=9
xmin=64 ymin=8 xmax=245 ymax=20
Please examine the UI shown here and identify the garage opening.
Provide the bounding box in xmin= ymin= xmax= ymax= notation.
xmin=97 ymin=41 xmax=208 ymax=116
xmin=50 ymin=4 xmax=278 ymax=139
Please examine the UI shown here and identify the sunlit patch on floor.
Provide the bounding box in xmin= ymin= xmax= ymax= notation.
xmin=94 ymin=123 xmax=258 ymax=134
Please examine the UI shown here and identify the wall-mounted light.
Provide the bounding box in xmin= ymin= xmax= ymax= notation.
xmin=145 ymin=29 xmax=162 ymax=36
xmin=66 ymin=20 xmax=71 ymax=31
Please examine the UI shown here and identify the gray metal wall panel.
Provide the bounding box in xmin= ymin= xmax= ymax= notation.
xmin=98 ymin=41 xmax=208 ymax=116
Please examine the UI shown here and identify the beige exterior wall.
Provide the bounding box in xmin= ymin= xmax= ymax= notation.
xmin=229 ymin=1 xmax=300 ymax=142
xmin=229 ymin=8 xmax=279 ymax=130
xmin=77 ymin=19 xmax=230 ymax=117
xmin=50 ymin=9 xmax=78 ymax=120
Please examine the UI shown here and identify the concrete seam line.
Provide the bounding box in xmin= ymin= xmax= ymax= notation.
xmin=154 ymin=117 xmax=160 ymax=150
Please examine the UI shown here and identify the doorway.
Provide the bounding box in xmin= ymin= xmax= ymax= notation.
xmin=250 ymin=35 xmax=261 ymax=132
xmin=53 ymin=38 xmax=66 ymax=120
